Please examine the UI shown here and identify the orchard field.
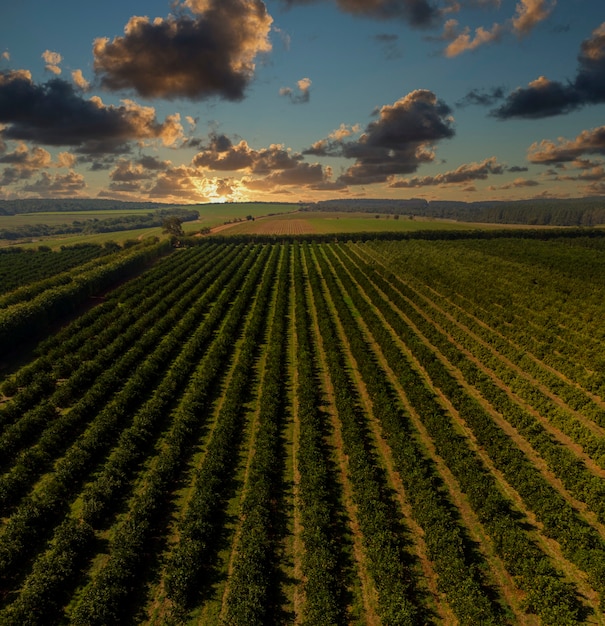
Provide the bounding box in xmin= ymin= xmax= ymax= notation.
xmin=1 ymin=233 xmax=605 ymax=625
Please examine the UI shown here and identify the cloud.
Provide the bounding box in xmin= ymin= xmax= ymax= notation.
xmin=42 ymin=50 xmax=62 ymax=75
xmin=511 ymin=0 xmax=556 ymax=36
xmin=93 ymin=0 xmax=272 ymax=101
xmin=389 ymin=156 xmax=504 ymax=186
xmin=109 ymin=159 xmax=157 ymax=183
xmin=303 ymin=123 xmax=362 ymax=156
xmin=442 ymin=19 xmax=502 ymax=57
xmin=436 ymin=0 xmax=553 ymax=57
xmin=110 ymin=132 xmax=336 ymax=200
xmin=574 ymin=165 xmax=605 ymax=181
xmin=243 ymin=161 xmax=330 ymax=190
xmin=277 ymin=0 xmax=439 ymax=28
xmin=528 ymin=125 xmax=605 ymax=164
xmin=144 ymin=173 xmax=238 ymax=202
xmin=0 ymin=143 xmax=78 ymax=188
xmin=493 ymin=22 xmax=605 ymax=118
xmin=488 ymin=177 xmax=540 ymax=190
xmin=0 ymin=72 xmax=184 ymax=154
xmin=147 ymin=165 xmax=208 ymax=200
xmin=279 ymin=77 xmax=312 ymax=103
xmin=329 ymin=123 xmax=361 ymax=140
xmin=456 ymin=85 xmax=505 ymax=107
xmin=306 ymin=90 xmax=454 ymax=185
xmin=137 ymin=155 xmax=171 ymax=171
xmin=273 ymin=26 xmax=292 ymax=50
xmin=1 ymin=52 xmax=9 ymax=61
xmin=21 ymin=171 xmax=86 ymax=196
xmin=574 ymin=22 xmax=605 ymax=104
xmin=492 ymin=76 xmax=580 ymax=118
xmin=71 ymin=69 xmax=90 ymax=91
xmin=0 ymin=143 xmax=52 ymax=174
xmin=192 ymin=133 xmax=304 ymax=172
xmin=104 ymin=157 xmax=171 ymax=195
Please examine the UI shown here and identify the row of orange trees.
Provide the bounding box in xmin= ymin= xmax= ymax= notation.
xmin=1 ymin=236 xmax=604 ymax=623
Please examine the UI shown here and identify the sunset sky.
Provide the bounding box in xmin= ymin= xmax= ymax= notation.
xmin=1 ymin=0 xmax=604 ymax=204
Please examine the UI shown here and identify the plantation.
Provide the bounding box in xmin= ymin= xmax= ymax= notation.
xmin=1 ymin=232 xmax=605 ymax=624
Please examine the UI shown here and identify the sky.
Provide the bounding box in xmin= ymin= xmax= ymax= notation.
xmin=0 ymin=0 xmax=604 ymax=204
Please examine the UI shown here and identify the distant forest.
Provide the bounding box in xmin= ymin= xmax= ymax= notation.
xmin=310 ymin=197 xmax=605 ymax=227
xmin=0 ymin=199 xmax=175 ymax=215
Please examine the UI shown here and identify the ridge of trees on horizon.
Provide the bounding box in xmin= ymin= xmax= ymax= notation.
xmin=310 ymin=196 xmax=605 ymax=227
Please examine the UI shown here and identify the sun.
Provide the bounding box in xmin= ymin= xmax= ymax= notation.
xmin=191 ymin=176 xmax=249 ymax=204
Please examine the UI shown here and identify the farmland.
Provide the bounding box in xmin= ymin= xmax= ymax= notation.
xmin=213 ymin=210 xmax=511 ymax=236
xmin=0 ymin=202 xmax=298 ymax=249
xmin=1 ymin=232 xmax=605 ymax=624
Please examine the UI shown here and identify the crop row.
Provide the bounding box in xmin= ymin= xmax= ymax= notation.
xmin=337 ymin=242 xmax=602 ymax=621
xmin=364 ymin=238 xmax=605 ymax=396
xmin=304 ymin=243 xmax=423 ymax=624
xmin=0 ymin=239 xmax=170 ymax=352
xmin=0 ymin=244 xmax=263 ymax=601
xmin=291 ymin=243 xmax=350 ymax=625
xmin=0 ymin=244 xmax=111 ymax=295
xmin=0 ymin=245 xmax=247 ymax=515
xmin=164 ymin=245 xmax=280 ymax=620
xmin=221 ymin=244 xmax=291 ymax=625
xmin=0 ymin=238 xmax=603 ymax=624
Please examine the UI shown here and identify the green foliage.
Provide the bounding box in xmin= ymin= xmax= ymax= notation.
xmin=0 ymin=236 xmax=604 ymax=624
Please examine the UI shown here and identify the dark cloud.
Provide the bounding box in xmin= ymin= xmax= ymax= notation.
xmin=0 ymin=143 xmax=77 ymax=189
xmin=106 ymin=181 xmax=143 ymax=193
xmin=244 ymin=162 xmax=330 ymax=190
xmin=192 ymin=133 xmax=304 ymax=172
xmin=0 ymin=144 xmax=51 ymax=173
xmin=21 ymin=171 xmax=86 ymax=196
xmin=0 ymin=168 xmax=23 ymax=187
xmin=93 ymin=0 xmax=272 ymax=101
xmin=306 ymin=90 xmax=454 ymax=185
xmin=492 ymin=76 xmax=580 ymax=119
xmin=277 ymin=0 xmax=440 ymax=28
xmin=389 ymin=156 xmax=503 ymax=187
xmin=493 ymin=22 xmax=605 ymax=119
xmin=110 ymin=159 xmax=157 ymax=182
xmin=0 ymin=71 xmax=183 ymax=154
xmin=507 ymin=165 xmax=528 ymax=172
xmin=575 ymin=22 xmax=605 ymax=104
xmin=136 ymin=155 xmax=171 ymax=171
xmin=456 ymin=86 xmax=505 ymax=107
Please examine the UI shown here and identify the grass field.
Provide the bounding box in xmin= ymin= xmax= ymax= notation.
xmin=213 ymin=210 xmax=558 ymax=236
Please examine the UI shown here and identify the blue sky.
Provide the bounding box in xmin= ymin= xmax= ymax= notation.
xmin=1 ymin=0 xmax=604 ymax=204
